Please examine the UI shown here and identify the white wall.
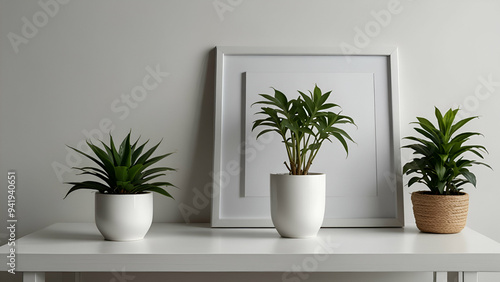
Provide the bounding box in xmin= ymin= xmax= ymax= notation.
xmin=1 ymin=0 xmax=499 ymax=281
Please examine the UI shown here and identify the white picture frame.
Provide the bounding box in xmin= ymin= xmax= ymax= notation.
xmin=211 ymin=46 xmax=404 ymax=227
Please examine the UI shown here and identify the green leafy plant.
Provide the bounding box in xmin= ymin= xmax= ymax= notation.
xmin=402 ymin=107 xmax=491 ymax=195
xmin=65 ymin=131 xmax=176 ymax=199
xmin=252 ymin=85 xmax=356 ymax=175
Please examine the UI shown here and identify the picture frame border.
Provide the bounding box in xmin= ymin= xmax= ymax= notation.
xmin=211 ymin=46 xmax=404 ymax=228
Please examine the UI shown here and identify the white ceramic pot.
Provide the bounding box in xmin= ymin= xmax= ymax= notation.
xmin=270 ymin=173 xmax=326 ymax=238
xmin=95 ymin=192 xmax=153 ymax=241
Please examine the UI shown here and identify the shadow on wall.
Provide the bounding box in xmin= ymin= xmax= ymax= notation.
xmin=177 ymin=48 xmax=217 ymax=224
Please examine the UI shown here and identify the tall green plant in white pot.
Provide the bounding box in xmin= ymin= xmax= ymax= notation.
xmin=252 ymin=85 xmax=355 ymax=238
xmin=65 ymin=131 xmax=176 ymax=241
xmin=403 ymin=108 xmax=490 ymax=233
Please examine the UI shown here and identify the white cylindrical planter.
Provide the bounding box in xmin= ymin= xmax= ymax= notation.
xmin=95 ymin=192 xmax=153 ymax=241
xmin=270 ymin=173 xmax=326 ymax=238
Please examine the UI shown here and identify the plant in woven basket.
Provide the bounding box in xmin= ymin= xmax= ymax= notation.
xmin=65 ymin=131 xmax=176 ymax=199
xmin=402 ymin=107 xmax=490 ymax=195
xmin=252 ymin=85 xmax=356 ymax=175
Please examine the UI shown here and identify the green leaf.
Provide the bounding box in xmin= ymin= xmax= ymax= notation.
xmin=65 ymin=131 xmax=176 ymax=198
xmin=136 ymin=173 xmax=167 ymax=184
xmin=67 ymin=145 xmax=107 ymax=174
xmin=128 ymin=164 xmax=144 ymax=181
xmin=64 ymin=186 xmax=104 ymax=199
xmin=273 ymin=89 xmax=288 ymax=108
xmin=118 ymin=182 xmax=135 ymax=192
xmin=435 ymin=107 xmax=445 ymax=133
xmin=318 ymin=90 xmax=331 ymax=106
xmin=460 ymin=169 xmax=477 ymax=187
xmin=435 ymin=164 xmax=446 ymax=180
xmin=415 ymin=117 xmax=439 ymax=137
xmin=313 ymin=85 xmax=322 ymax=106
xmin=437 ymin=181 xmax=446 ymax=194
xmin=298 ymin=91 xmax=314 ymax=114
xmin=328 ymin=127 xmax=355 ymax=143
xmin=114 ymin=166 xmax=128 ymax=182
xmin=131 ymin=135 xmax=141 ymax=151
xmin=402 ymin=143 xmax=434 ymax=157
xmin=64 ymin=181 xmax=109 ymax=198
xmin=74 ymin=169 xmax=110 ymax=186
xmin=256 ymin=128 xmax=280 ymax=139
xmin=402 ymin=107 xmax=490 ymax=194
xmin=308 ymin=143 xmax=321 ymax=151
xmin=450 ymin=116 xmax=477 ymax=136
xmin=254 ymin=94 xmax=280 ymax=108
xmin=87 ymin=141 xmax=115 ymax=174
xmin=143 ymin=152 xmax=173 ymax=170
xmin=408 ymin=176 xmax=422 ymax=187
xmin=319 ymin=102 xmax=338 ymax=110
xmin=120 ymin=132 xmax=132 ymax=167
xmin=136 ymin=140 xmax=162 ymax=165
xmin=251 ymin=85 xmax=355 ymax=174
xmin=99 ymin=141 xmax=116 ymax=166
xmin=131 ymin=139 xmax=149 ymax=165
xmin=139 ymin=186 xmax=173 ymax=198
xmin=109 ymin=135 xmax=121 ymax=165
xmin=141 ymin=167 xmax=174 ymax=178
xmin=414 ymin=127 xmax=440 ymax=145
xmin=331 ymin=132 xmax=349 ymax=156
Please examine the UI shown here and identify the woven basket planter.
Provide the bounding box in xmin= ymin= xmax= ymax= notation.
xmin=411 ymin=191 xmax=469 ymax=234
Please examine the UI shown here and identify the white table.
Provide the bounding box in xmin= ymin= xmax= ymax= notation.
xmin=1 ymin=223 xmax=500 ymax=282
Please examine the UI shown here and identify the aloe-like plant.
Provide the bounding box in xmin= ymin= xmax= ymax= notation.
xmin=65 ymin=131 xmax=176 ymax=199
xmin=402 ymin=107 xmax=491 ymax=195
xmin=252 ymin=85 xmax=356 ymax=175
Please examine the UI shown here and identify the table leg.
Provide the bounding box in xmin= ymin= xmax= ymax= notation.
xmin=448 ymin=272 xmax=461 ymax=282
xmin=463 ymin=272 xmax=478 ymax=282
xmin=23 ymin=272 xmax=45 ymax=282
xmin=443 ymin=272 xmax=478 ymax=282
xmin=434 ymin=272 xmax=447 ymax=282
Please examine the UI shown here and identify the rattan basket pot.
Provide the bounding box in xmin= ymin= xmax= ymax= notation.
xmin=411 ymin=191 xmax=469 ymax=234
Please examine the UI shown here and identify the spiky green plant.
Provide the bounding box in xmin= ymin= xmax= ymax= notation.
xmin=402 ymin=107 xmax=491 ymax=195
xmin=65 ymin=131 xmax=176 ymax=199
xmin=252 ymin=85 xmax=356 ymax=175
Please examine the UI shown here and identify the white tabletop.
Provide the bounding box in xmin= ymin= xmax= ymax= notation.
xmin=1 ymin=223 xmax=500 ymax=273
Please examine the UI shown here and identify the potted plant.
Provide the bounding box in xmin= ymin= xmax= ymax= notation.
xmin=402 ymin=107 xmax=490 ymax=234
xmin=252 ymin=85 xmax=355 ymax=238
xmin=65 ymin=131 xmax=176 ymax=241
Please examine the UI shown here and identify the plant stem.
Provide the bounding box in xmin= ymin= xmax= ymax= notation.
xmin=304 ymin=138 xmax=322 ymax=175
xmin=281 ymin=132 xmax=293 ymax=174
xmin=295 ymin=132 xmax=302 ymax=174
